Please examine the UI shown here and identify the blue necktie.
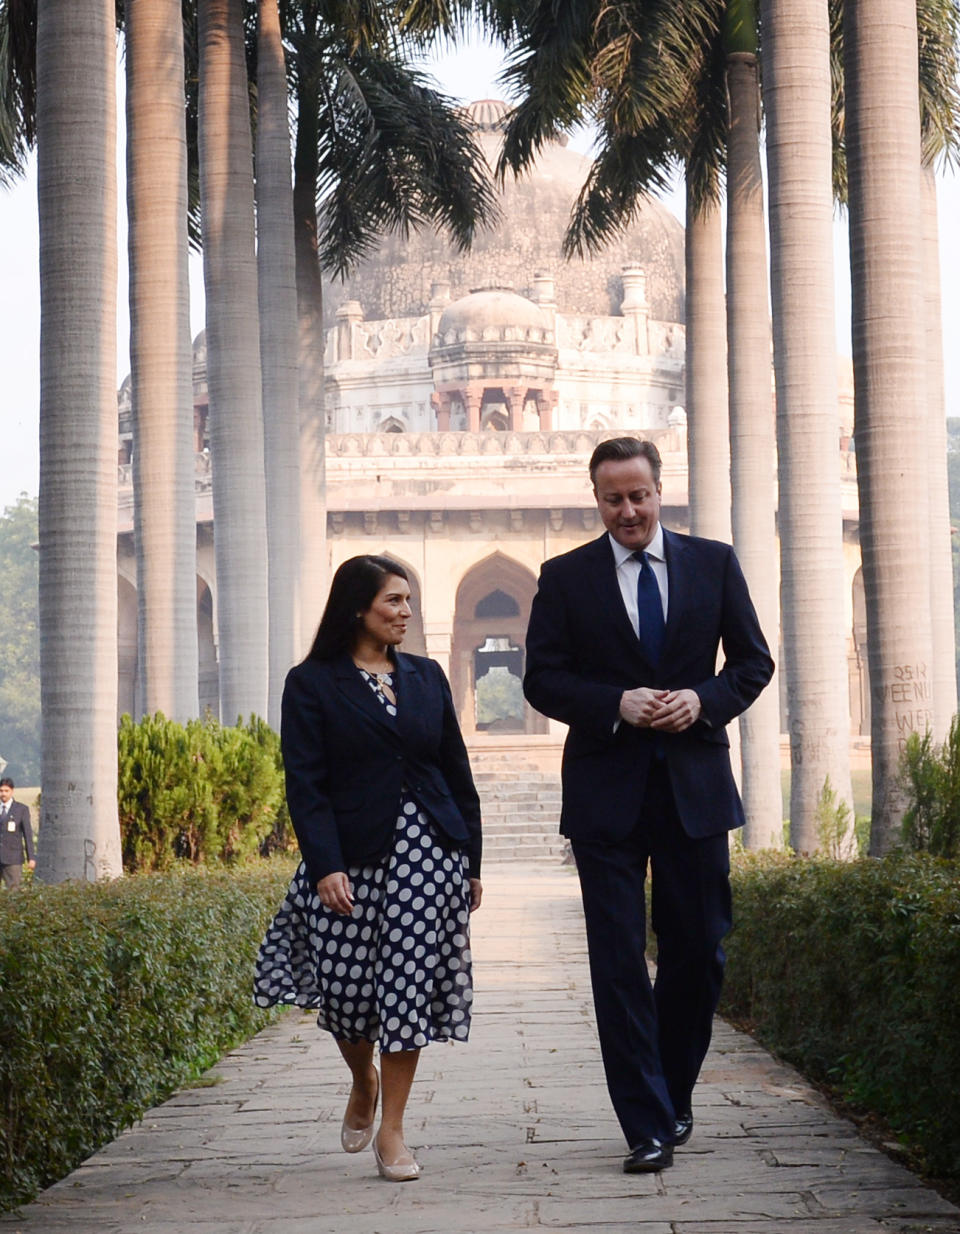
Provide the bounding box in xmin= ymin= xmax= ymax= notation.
xmin=633 ymin=551 xmax=665 ymax=665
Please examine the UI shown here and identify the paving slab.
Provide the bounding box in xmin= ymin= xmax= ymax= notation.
xmin=2 ymin=864 xmax=956 ymax=1234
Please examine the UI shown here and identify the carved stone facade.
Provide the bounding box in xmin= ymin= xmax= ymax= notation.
xmin=115 ymin=99 xmax=866 ymax=758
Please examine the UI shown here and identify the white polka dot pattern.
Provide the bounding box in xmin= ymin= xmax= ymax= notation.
xmin=253 ymin=804 xmax=473 ymax=1052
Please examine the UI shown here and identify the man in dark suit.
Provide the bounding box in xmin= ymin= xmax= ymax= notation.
xmin=0 ymin=778 xmax=36 ymax=889
xmin=524 ymin=437 xmax=773 ymax=1173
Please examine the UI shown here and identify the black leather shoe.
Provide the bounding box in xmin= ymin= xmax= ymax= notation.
xmin=622 ymin=1138 xmax=673 ymax=1173
xmin=673 ymin=1111 xmax=694 ymax=1146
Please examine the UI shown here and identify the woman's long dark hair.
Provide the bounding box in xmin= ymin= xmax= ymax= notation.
xmin=307 ymin=555 xmax=409 ymax=661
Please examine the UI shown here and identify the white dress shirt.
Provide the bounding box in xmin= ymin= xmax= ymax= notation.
xmin=608 ymin=524 xmax=668 ymax=637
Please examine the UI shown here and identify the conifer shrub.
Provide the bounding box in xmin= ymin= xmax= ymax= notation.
xmin=0 ymin=862 xmax=293 ymax=1211
xmin=721 ymin=851 xmax=960 ymax=1178
xmin=900 ymin=720 xmax=960 ymax=858
xmin=117 ymin=713 xmax=293 ymax=871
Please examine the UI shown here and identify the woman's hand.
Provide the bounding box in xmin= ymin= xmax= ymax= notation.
xmin=316 ymin=871 xmax=354 ymax=915
xmin=468 ymin=878 xmax=483 ymax=912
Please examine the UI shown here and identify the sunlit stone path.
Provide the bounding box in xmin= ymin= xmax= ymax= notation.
xmin=4 ymin=864 xmax=957 ymax=1233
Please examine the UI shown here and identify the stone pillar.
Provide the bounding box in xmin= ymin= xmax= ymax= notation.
xmin=463 ymin=386 xmax=483 ymax=433
xmin=620 ymin=265 xmax=650 ymax=356
xmin=335 ymin=300 xmax=363 ymax=361
xmin=530 ymin=270 xmax=555 ymax=307
xmin=428 ymin=281 xmax=451 ymax=338
xmin=431 ymin=390 xmax=452 ymax=431
xmin=536 ymin=389 xmax=557 ymax=431
xmin=505 ymin=385 xmax=527 ymax=431
xmin=424 ymin=623 xmax=452 ymax=676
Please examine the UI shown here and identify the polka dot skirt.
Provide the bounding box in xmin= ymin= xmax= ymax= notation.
xmin=253 ymin=799 xmax=473 ymax=1053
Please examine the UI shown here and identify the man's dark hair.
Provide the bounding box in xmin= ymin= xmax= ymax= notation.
xmin=589 ymin=437 xmax=662 ymax=486
xmin=0 ymin=778 xmax=13 ymax=790
xmin=307 ymin=555 xmax=410 ymax=661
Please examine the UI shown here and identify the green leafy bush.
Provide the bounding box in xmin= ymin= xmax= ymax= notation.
xmin=900 ymin=720 xmax=960 ymax=858
xmin=722 ymin=851 xmax=960 ymax=1177
xmin=118 ymin=713 xmax=292 ymax=871
xmin=0 ymin=861 xmax=294 ymax=1211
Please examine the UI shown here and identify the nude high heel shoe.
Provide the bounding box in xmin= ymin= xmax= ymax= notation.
xmin=372 ymin=1134 xmax=420 ymax=1182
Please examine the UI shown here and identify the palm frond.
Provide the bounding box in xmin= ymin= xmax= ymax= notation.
xmin=827 ymin=0 xmax=846 ymax=205
xmin=0 ymin=0 xmax=37 ymax=185
xmin=564 ymin=123 xmax=675 ymax=258
xmin=315 ymin=50 xmax=498 ymax=277
xmin=917 ymin=0 xmax=960 ymax=168
xmin=496 ymin=0 xmax=600 ymax=181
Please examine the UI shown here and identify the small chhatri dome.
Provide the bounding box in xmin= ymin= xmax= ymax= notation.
xmin=436 ymin=287 xmax=550 ymax=342
xmin=464 ymin=98 xmax=511 ymax=133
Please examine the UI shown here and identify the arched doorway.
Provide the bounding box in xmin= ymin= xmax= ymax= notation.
xmin=450 ymin=553 xmax=547 ymax=737
xmin=197 ymin=577 xmax=219 ymax=718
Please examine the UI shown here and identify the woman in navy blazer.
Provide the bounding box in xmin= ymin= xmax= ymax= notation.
xmin=255 ymin=556 xmax=482 ymax=1182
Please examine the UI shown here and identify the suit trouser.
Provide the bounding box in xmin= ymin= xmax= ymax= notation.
xmin=0 ymin=864 xmax=22 ymax=889
xmin=571 ymin=760 xmax=732 ymax=1147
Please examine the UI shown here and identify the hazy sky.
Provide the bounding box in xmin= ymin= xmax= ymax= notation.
xmin=1 ymin=34 xmax=958 ymax=515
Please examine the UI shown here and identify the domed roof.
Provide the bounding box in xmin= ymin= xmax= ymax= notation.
xmin=436 ymin=287 xmax=551 ymax=341
xmin=323 ymin=100 xmax=684 ymax=326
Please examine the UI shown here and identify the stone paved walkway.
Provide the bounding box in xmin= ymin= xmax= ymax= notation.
xmin=5 ymin=865 xmax=958 ymax=1233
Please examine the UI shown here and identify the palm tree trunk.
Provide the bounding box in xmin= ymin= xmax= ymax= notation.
xmin=844 ymin=0 xmax=931 ymax=853
xmin=294 ymin=78 xmax=328 ymax=649
xmin=725 ymin=41 xmax=783 ymax=849
xmin=761 ymin=0 xmax=853 ymax=854
xmin=921 ymin=162 xmax=956 ymax=737
xmin=35 ymin=0 xmax=122 ymax=881
xmin=198 ymin=0 xmax=269 ymax=722
xmin=685 ymin=184 xmax=730 ymax=543
xmin=126 ymin=0 xmax=199 ymax=723
xmin=256 ymin=0 xmax=301 ymax=728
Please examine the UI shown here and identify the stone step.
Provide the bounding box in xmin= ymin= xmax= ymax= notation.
xmin=482 ymin=813 xmax=559 ymax=828
xmin=481 ymin=794 xmax=563 ymax=804
xmin=478 ymin=799 xmax=560 ymax=819
xmin=472 ymin=770 xmax=558 ymax=784
xmin=483 ymin=838 xmax=570 ymax=862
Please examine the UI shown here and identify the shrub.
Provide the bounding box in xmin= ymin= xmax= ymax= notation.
xmin=900 ymin=720 xmax=960 ymax=858
xmin=721 ymin=851 xmax=960 ymax=1178
xmin=0 ymin=861 xmax=294 ymax=1211
xmin=118 ymin=713 xmax=292 ymax=871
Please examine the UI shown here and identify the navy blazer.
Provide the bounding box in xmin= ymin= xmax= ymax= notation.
xmin=281 ymin=652 xmax=482 ymax=887
xmin=523 ymin=529 xmax=774 ymax=844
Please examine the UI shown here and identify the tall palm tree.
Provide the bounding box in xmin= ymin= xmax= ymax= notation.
xmin=126 ymin=0 xmax=199 ymax=724
xmin=35 ymin=0 xmax=122 ymax=880
xmin=916 ymin=0 xmax=960 ymax=737
xmin=499 ymin=0 xmax=783 ymax=846
xmin=760 ymin=0 xmax=853 ymax=853
xmin=255 ymin=0 xmax=300 ymax=727
xmin=283 ymin=1 xmax=499 ymax=639
xmin=922 ymin=160 xmax=956 ymax=739
xmin=685 ymin=190 xmax=730 ymax=544
xmin=722 ymin=0 xmax=782 ymax=848
xmin=198 ymin=0 xmax=269 ymax=723
xmin=843 ymin=0 xmax=931 ymax=853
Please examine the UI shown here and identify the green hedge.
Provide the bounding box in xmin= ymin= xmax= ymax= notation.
xmin=0 ymin=861 xmax=294 ymax=1211
xmin=721 ymin=851 xmax=960 ymax=1177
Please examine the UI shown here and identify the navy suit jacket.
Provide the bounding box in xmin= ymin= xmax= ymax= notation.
xmin=523 ymin=529 xmax=774 ymax=843
xmin=281 ymin=652 xmax=482 ymax=887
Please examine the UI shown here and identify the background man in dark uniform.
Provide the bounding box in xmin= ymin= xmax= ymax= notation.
xmin=524 ymin=437 xmax=773 ymax=1173
xmin=0 ymin=778 xmax=36 ymax=889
